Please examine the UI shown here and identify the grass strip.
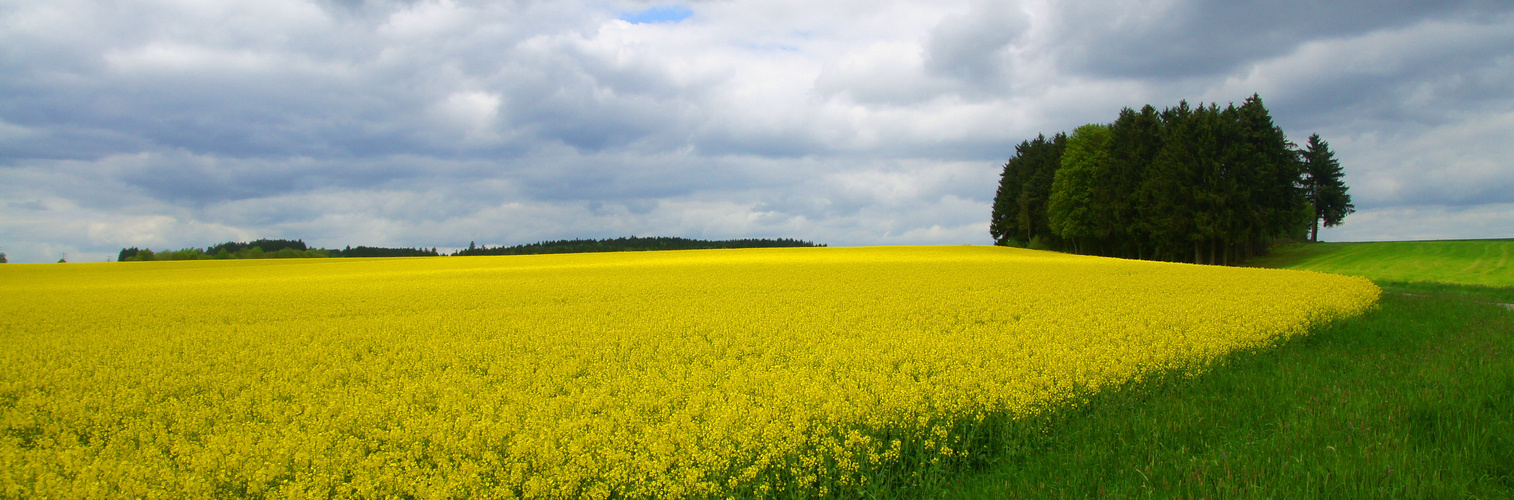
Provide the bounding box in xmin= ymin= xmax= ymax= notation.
xmin=935 ymin=284 xmax=1514 ymax=498
xmin=1249 ymin=239 xmax=1514 ymax=288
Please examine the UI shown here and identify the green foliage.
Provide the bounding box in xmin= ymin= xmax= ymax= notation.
xmin=451 ymin=236 xmax=825 ymax=256
xmin=119 ymin=243 xmax=329 ymax=261
xmin=0 ymin=252 xmax=6 ymax=264
xmin=332 ymin=246 xmax=440 ymax=258
xmin=990 ymin=94 xmax=1335 ymax=265
xmin=1138 ymin=100 xmax=1203 ymax=261
xmin=941 ymin=285 xmax=1514 ymax=498
xmin=207 ymin=239 xmax=308 ymax=255
xmin=1105 ymin=105 xmax=1162 ymax=259
xmin=117 ymin=237 xmax=820 ymax=262
xmin=118 ymin=240 xmax=443 ymax=261
xmin=990 ymin=133 xmax=1067 ymax=246
xmin=1301 ymin=134 xmax=1355 ymax=242
xmin=1047 ymin=124 xmax=1112 ymax=252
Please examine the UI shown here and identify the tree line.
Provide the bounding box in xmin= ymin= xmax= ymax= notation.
xmin=452 ymin=237 xmax=825 ymax=256
xmin=990 ymin=94 xmax=1353 ymax=265
xmin=118 ymin=239 xmax=440 ymax=261
xmin=114 ymin=236 xmax=824 ymax=261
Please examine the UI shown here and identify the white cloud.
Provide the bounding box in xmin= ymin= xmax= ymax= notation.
xmin=1321 ymin=203 xmax=1514 ymax=243
xmin=427 ymin=90 xmax=506 ymax=146
xmin=816 ymin=41 xmax=947 ymax=105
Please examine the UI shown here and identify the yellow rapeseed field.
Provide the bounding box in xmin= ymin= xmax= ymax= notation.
xmin=0 ymin=246 xmax=1377 ymax=498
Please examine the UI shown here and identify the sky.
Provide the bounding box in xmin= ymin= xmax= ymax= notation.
xmin=2 ymin=0 xmax=1511 ymax=263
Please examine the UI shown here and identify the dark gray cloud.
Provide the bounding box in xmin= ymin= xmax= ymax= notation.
xmin=924 ymin=2 xmax=1029 ymax=85
xmin=1 ymin=0 xmax=1511 ymax=262
xmin=1050 ymin=0 xmax=1512 ymax=80
xmin=1257 ymin=21 xmax=1514 ymax=133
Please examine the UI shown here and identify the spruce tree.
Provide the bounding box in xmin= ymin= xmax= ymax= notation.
xmin=1235 ymin=94 xmax=1306 ymax=253
xmin=1107 ymin=105 xmax=1162 ymax=259
xmin=989 ymin=133 xmax=1067 ymax=247
xmin=1301 ymin=133 xmax=1354 ymax=242
xmin=989 ymin=148 xmax=1025 ymax=245
xmin=1140 ymin=101 xmax=1202 ymax=263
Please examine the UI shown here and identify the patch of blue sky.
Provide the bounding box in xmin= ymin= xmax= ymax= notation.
xmin=619 ymin=5 xmax=692 ymax=24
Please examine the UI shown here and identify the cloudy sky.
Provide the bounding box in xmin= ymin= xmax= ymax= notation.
xmin=2 ymin=0 xmax=1511 ymax=262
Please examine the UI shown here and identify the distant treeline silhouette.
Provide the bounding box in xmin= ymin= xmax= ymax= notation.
xmin=334 ymin=246 xmax=442 ymax=258
xmin=118 ymin=239 xmax=440 ymax=261
xmin=115 ymin=236 xmax=823 ymax=261
xmin=452 ymin=237 xmax=825 ymax=256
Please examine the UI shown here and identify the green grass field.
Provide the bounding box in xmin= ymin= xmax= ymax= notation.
xmin=1250 ymin=239 xmax=1514 ymax=288
xmin=931 ymin=240 xmax=1514 ymax=498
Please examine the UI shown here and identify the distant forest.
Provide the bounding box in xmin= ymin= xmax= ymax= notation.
xmin=118 ymin=239 xmax=440 ymax=261
xmin=990 ymin=94 xmax=1353 ymax=266
xmin=115 ymin=237 xmax=823 ymax=262
xmin=451 ymin=237 xmax=825 ymax=256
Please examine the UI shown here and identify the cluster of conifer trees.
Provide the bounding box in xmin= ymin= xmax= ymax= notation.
xmin=332 ymin=246 xmax=442 ymax=258
xmin=451 ymin=236 xmax=824 ymax=256
xmin=990 ymin=94 xmax=1352 ymax=265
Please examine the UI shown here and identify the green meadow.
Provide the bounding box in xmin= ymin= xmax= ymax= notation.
xmin=1251 ymin=239 xmax=1514 ymax=288
xmin=932 ymin=240 xmax=1514 ymax=498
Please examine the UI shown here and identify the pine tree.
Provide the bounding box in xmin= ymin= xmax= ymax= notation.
xmin=1140 ymin=101 xmax=1202 ymax=263
xmin=1106 ymin=105 xmax=1163 ymax=259
xmin=989 ymin=151 xmax=1024 ymax=245
xmin=1301 ymin=133 xmax=1354 ymax=242
xmin=989 ymin=133 xmax=1067 ymax=247
xmin=1234 ymin=94 xmax=1306 ymax=254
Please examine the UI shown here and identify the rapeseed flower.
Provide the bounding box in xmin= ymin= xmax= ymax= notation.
xmin=0 ymin=246 xmax=1377 ymax=498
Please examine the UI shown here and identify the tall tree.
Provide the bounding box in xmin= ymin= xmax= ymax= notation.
xmin=989 ymin=154 xmax=1024 ymax=245
xmin=1106 ymin=105 xmax=1163 ymax=259
xmin=1047 ymin=124 xmax=1113 ymax=254
xmin=1187 ymin=103 xmax=1229 ymax=265
xmin=1213 ymin=103 xmax=1253 ymax=265
xmin=1235 ymin=94 xmax=1306 ymax=251
xmin=1300 ymin=133 xmax=1354 ymax=242
xmin=1139 ymin=101 xmax=1203 ymax=263
xmin=1019 ymin=132 xmax=1068 ymax=247
xmin=990 ymin=133 xmax=1067 ymax=246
